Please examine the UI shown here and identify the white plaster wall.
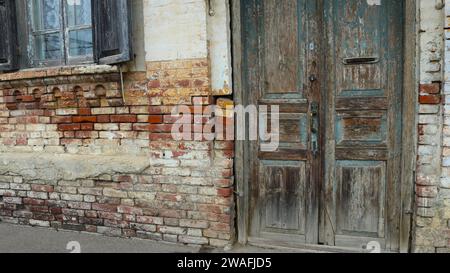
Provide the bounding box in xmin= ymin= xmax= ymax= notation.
xmin=143 ymin=0 xmax=209 ymax=61
xmin=420 ymin=0 xmax=444 ymax=83
xmin=207 ymin=0 xmax=232 ymax=95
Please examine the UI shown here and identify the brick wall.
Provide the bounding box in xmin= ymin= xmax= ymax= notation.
xmin=413 ymin=0 xmax=450 ymax=253
xmin=0 ymin=0 xmax=236 ymax=248
xmin=0 ymin=58 xmax=234 ymax=247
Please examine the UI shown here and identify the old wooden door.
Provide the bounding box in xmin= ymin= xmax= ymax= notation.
xmin=242 ymin=0 xmax=321 ymax=246
xmin=240 ymin=0 xmax=404 ymax=251
xmin=321 ymin=0 xmax=404 ymax=252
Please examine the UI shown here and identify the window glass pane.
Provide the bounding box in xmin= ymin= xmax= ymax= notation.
xmin=35 ymin=33 xmax=62 ymax=60
xmin=66 ymin=0 xmax=92 ymax=27
xmin=32 ymin=0 xmax=61 ymax=30
xmin=29 ymin=0 xmax=94 ymax=63
xmin=69 ymin=29 xmax=93 ymax=57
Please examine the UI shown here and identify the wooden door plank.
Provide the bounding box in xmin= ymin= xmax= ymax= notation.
xmin=321 ymin=0 xmax=404 ymax=252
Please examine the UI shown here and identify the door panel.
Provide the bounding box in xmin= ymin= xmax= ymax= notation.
xmin=336 ymin=161 xmax=386 ymax=237
xmin=262 ymin=0 xmax=302 ymax=94
xmin=242 ymin=0 xmax=319 ymax=246
xmin=259 ymin=161 xmax=307 ymax=235
xmin=322 ymin=0 xmax=404 ymax=251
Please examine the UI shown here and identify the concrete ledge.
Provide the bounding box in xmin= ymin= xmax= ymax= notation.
xmin=0 ymin=152 xmax=150 ymax=181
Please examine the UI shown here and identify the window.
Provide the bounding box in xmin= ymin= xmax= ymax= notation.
xmin=29 ymin=0 xmax=93 ymax=66
xmin=0 ymin=0 xmax=132 ymax=71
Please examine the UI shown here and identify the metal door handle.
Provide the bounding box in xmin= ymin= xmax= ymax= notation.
xmin=343 ymin=57 xmax=379 ymax=65
xmin=310 ymin=102 xmax=319 ymax=157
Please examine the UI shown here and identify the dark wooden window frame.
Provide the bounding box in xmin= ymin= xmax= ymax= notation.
xmin=12 ymin=0 xmax=132 ymax=70
xmin=231 ymin=0 xmax=418 ymax=253
xmin=0 ymin=0 xmax=19 ymax=71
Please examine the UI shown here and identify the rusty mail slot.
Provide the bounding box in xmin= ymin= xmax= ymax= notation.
xmin=343 ymin=57 xmax=379 ymax=65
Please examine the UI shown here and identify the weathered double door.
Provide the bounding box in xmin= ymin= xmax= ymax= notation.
xmin=242 ymin=0 xmax=404 ymax=251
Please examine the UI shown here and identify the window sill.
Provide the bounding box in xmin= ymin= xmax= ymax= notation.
xmin=0 ymin=64 xmax=120 ymax=83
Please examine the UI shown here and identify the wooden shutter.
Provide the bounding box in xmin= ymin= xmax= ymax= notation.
xmin=0 ymin=0 xmax=18 ymax=71
xmin=92 ymin=0 xmax=132 ymax=65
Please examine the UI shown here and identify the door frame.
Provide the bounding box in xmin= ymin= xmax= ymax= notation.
xmin=232 ymin=0 xmax=418 ymax=253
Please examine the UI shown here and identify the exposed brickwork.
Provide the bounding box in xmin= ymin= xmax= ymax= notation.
xmin=413 ymin=0 xmax=450 ymax=253
xmin=438 ymin=0 xmax=450 ymax=253
xmin=0 ymin=58 xmax=235 ymax=247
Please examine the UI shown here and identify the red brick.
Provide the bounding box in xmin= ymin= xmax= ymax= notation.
xmin=164 ymin=115 xmax=193 ymax=124
xmin=419 ymin=95 xmax=441 ymax=104
xmin=6 ymin=103 xmax=17 ymax=110
xmin=148 ymin=124 xmax=173 ymax=133
xmin=217 ymin=214 xmax=232 ymax=224
xmin=60 ymin=92 xmax=76 ymax=100
xmin=117 ymin=206 xmax=143 ymax=215
xmin=193 ymin=79 xmax=206 ymax=87
xmin=149 ymin=133 xmax=174 ymax=141
xmin=217 ymin=188 xmax=232 ymax=198
xmin=23 ymin=198 xmax=46 ymax=206
xmin=92 ymin=203 xmax=118 ymax=212
xmin=59 ymin=100 xmax=78 ymax=108
xmin=31 ymin=184 xmax=54 ymax=193
xmin=30 ymin=206 xmax=49 ymax=213
xmin=78 ymin=108 xmax=92 ymax=116
xmin=16 ymin=137 xmax=28 ymax=145
xmin=33 ymin=213 xmax=54 ymax=221
xmin=73 ymin=116 xmax=97 ymax=123
xmin=16 ymin=116 xmax=39 ymax=124
xmin=110 ymin=115 xmax=137 ymax=123
xmin=418 ymin=125 xmax=424 ymax=136
xmin=58 ymin=123 xmax=80 ymax=131
xmin=98 ymin=211 xmax=122 ymax=221
xmin=114 ymin=175 xmax=134 ymax=183
xmin=97 ymin=115 xmax=110 ymax=123
xmin=157 ymin=193 xmax=180 ymax=202
xmin=50 ymin=207 xmax=62 ymax=215
xmin=80 ymin=123 xmax=94 ymax=131
xmin=416 ymin=186 xmax=438 ymax=198
xmin=176 ymin=79 xmax=191 ymax=88
xmin=23 ymin=95 xmax=38 ymax=102
xmin=148 ymin=115 xmax=163 ymax=123
xmin=148 ymin=80 xmax=161 ymax=89
xmin=198 ymin=204 xmax=225 ymax=214
xmin=148 ymin=106 xmax=171 ymax=114
xmin=209 ymin=222 xmax=231 ymax=232
xmin=420 ymin=83 xmax=441 ymax=94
